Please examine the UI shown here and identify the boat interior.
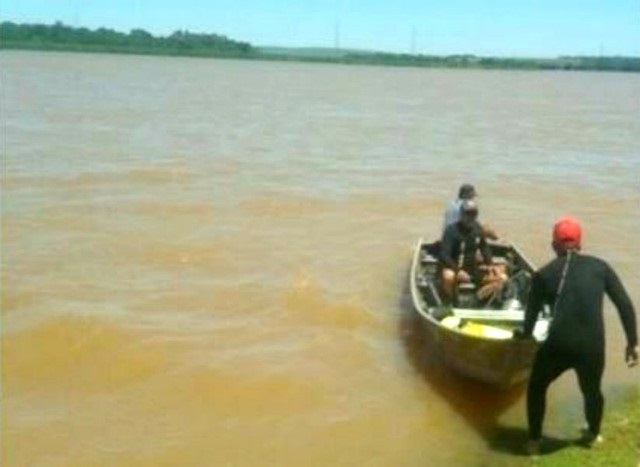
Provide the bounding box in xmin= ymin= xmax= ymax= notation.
xmin=415 ymin=240 xmax=549 ymax=340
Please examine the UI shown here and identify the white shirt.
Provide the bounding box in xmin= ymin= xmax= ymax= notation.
xmin=443 ymin=199 xmax=462 ymax=234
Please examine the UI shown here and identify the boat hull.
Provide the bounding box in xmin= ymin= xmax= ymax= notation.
xmin=410 ymin=237 xmax=545 ymax=388
xmin=418 ymin=314 xmax=539 ymax=386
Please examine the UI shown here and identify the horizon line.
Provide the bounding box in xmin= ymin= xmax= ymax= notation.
xmin=3 ymin=19 xmax=639 ymax=61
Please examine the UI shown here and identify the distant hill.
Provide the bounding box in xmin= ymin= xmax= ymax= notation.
xmin=2 ymin=21 xmax=639 ymax=72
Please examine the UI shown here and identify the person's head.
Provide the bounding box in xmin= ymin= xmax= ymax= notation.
xmin=552 ymin=216 xmax=582 ymax=255
xmin=458 ymin=184 xmax=477 ymax=200
xmin=459 ymin=199 xmax=479 ymax=227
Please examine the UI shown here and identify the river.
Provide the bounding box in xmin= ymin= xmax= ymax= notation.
xmin=2 ymin=50 xmax=639 ymax=466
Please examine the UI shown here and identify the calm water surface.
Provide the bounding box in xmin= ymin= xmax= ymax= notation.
xmin=2 ymin=51 xmax=639 ymax=466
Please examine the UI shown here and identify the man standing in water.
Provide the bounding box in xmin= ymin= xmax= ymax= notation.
xmin=520 ymin=217 xmax=638 ymax=455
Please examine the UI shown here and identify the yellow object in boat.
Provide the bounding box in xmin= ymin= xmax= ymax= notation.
xmin=441 ymin=316 xmax=461 ymax=329
xmin=460 ymin=321 xmax=512 ymax=339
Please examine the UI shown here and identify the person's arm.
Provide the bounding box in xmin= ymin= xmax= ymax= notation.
xmin=482 ymin=224 xmax=499 ymax=241
xmin=604 ymin=264 xmax=638 ymax=366
xmin=522 ymin=272 xmax=545 ymax=338
xmin=443 ymin=201 xmax=459 ymax=233
xmin=440 ymin=226 xmax=458 ymax=271
xmin=477 ymin=224 xmax=493 ymax=265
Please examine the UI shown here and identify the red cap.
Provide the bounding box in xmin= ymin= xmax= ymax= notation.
xmin=553 ymin=216 xmax=582 ymax=247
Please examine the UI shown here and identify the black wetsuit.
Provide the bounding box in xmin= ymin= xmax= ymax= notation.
xmin=523 ymin=251 xmax=637 ymax=440
xmin=440 ymin=220 xmax=492 ymax=279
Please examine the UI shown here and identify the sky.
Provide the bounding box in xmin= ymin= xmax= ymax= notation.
xmin=2 ymin=0 xmax=639 ymax=57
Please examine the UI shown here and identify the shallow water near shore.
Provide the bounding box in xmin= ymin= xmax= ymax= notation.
xmin=2 ymin=51 xmax=639 ymax=466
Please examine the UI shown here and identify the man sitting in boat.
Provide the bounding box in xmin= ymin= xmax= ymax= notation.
xmin=442 ymin=183 xmax=476 ymax=233
xmin=439 ymin=199 xmax=506 ymax=304
xmin=442 ymin=183 xmax=499 ymax=240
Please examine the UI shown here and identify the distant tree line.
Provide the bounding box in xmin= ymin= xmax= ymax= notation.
xmin=1 ymin=21 xmax=639 ymax=72
xmin=335 ymin=52 xmax=640 ymax=72
xmin=258 ymin=50 xmax=640 ymax=72
xmin=0 ymin=21 xmax=254 ymax=57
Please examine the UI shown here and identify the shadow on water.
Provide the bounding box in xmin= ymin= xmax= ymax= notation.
xmin=397 ymin=272 xmax=575 ymax=457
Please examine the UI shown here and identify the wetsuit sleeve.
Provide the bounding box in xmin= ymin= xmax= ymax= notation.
xmin=440 ymin=226 xmax=457 ymax=271
xmin=523 ymin=272 xmax=545 ymax=337
xmin=605 ymin=265 xmax=638 ymax=347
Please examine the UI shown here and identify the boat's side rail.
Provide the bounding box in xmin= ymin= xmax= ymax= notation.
xmin=450 ymin=308 xmax=524 ymax=322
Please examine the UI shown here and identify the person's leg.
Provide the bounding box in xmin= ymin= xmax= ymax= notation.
xmin=477 ymin=265 xmax=508 ymax=301
xmin=441 ymin=268 xmax=456 ymax=299
xmin=575 ymin=350 xmax=605 ymax=439
xmin=527 ymin=346 xmax=571 ymax=441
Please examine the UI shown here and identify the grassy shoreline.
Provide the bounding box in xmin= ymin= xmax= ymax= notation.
xmin=2 ymin=21 xmax=640 ymax=72
xmin=526 ymin=386 xmax=639 ymax=466
xmin=4 ymin=41 xmax=640 ymax=73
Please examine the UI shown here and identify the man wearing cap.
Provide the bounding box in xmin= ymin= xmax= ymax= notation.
xmin=442 ymin=183 xmax=499 ymax=240
xmin=439 ymin=199 xmax=495 ymax=300
xmin=520 ymin=216 xmax=638 ymax=455
xmin=442 ymin=183 xmax=477 ymax=234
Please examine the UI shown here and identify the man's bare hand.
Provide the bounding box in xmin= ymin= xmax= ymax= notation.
xmin=457 ymin=270 xmax=471 ymax=283
xmin=626 ymin=345 xmax=639 ymax=368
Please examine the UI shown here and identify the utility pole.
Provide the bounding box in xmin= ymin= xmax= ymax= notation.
xmin=334 ymin=21 xmax=341 ymax=49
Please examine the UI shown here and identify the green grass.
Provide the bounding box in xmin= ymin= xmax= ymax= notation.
xmin=256 ymin=46 xmax=362 ymax=58
xmin=528 ymin=386 xmax=639 ymax=467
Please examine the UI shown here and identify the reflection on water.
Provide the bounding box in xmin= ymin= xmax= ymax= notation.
xmin=2 ymin=51 xmax=639 ymax=466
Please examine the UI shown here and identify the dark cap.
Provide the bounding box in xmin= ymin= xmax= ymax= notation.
xmin=458 ymin=184 xmax=477 ymax=200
